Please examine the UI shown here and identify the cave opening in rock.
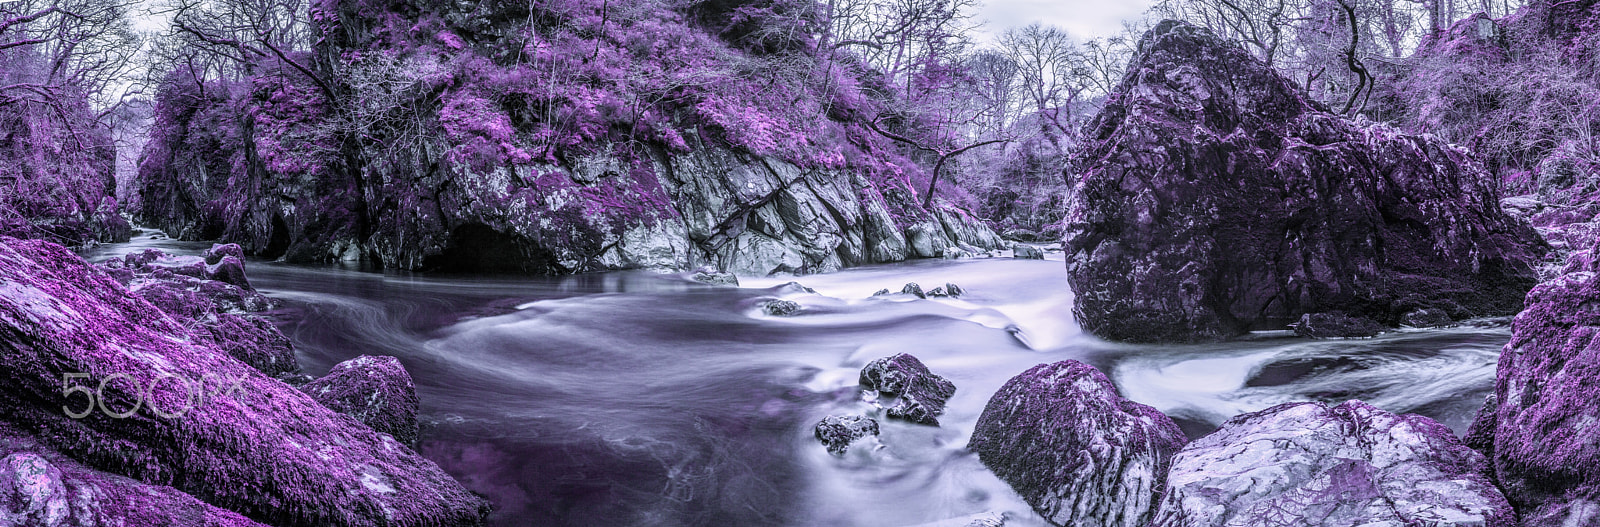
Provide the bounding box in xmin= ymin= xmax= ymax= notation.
xmin=261 ymin=214 xmax=291 ymax=259
xmin=423 ymin=223 xmax=560 ymax=274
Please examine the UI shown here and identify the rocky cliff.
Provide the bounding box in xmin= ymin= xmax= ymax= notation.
xmin=1064 ymin=20 xmax=1546 ymax=342
xmin=135 ymin=0 xmax=1003 ymax=276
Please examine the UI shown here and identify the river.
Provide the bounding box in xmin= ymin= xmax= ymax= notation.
xmin=81 ymin=230 xmax=1509 ymax=526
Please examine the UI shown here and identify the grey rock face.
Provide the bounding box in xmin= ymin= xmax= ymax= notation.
xmin=859 ymin=354 xmax=956 ymax=426
xmin=690 ymin=266 xmax=739 ymax=286
xmin=814 ymin=415 xmax=879 ymax=456
xmin=1064 ymin=20 xmax=1545 ymax=342
xmin=1152 ymin=400 xmax=1513 ymax=527
xmin=301 ymin=355 xmax=421 ymax=447
xmin=969 ymin=360 xmax=1186 ymax=527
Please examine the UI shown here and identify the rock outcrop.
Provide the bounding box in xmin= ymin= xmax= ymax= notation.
xmin=301 ymin=355 xmax=421 ymax=447
xmin=1154 ymin=400 xmax=1513 ymax=527
xmin=0 ymin=237 xmax=488 ymax=526
xmin=858 ymin=354 xmax=956 ymax=426
xmin=95 ymin=245 xmax=298 ymax=377
xmin=968 ymin=360 xmax=1187 ymax=527
xmin=134 ymin=0 xmax=1002 ymax=277
xmin=1064 ymin=20 xmax=1546 ymax=342
xmin=1469 ymin=261 xmax=1600 ymax=524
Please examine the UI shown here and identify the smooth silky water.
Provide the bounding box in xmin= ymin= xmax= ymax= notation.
xmin=82 ymin=230 xmax=1510 ymax=526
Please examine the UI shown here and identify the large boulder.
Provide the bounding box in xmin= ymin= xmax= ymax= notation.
xmin=968 ymin=360 xmax=1187 ymax=527
xmin=1469 ymin=265 xmax=1600 ymax=524
xmin=1152 ymin=400 xmax=1513 ymax=527
xmin=0 ymin=237 xmax=488 ymax=526
xmin=858 ymin=354 xmax=956 ymax=425
xmin=1064 ymin=20 xmax=1545 ymax=342
xmin=301 ymin=355 xmax=421 ymax=447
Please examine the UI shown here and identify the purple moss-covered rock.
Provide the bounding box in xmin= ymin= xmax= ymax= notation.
xmin=0 ymin=237 xmax=488 ymax=526
xmin=1152 ymin=401 xmax=1513 ymax=527
xmin=301 ymin=355 xmax=421 ymax=447
xmin=814 ymin=415 xmax=879 ymax=456
xmin=859 ymin=354 xmax=956 ymax=426
xmin=1292 ymin=312 xmax=1384 ymax=339
xmin=96 ymin=248 xmax=294 ymax=376
xmin=1064 ymin=20 xmax=1545 ymax=343
xmin=0 ymin=424 xmax=267 ymax=527
xmin=968 ymin=360 xmax=1186 ymax=527
xmin=1470 ymin=266 xmax=1600 ymax=524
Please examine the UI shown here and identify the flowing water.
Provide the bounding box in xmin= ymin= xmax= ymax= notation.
xmin=82 ymin=230 xmax=1510 ymax=527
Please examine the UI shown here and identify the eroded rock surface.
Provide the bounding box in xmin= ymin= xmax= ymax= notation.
xmin=301 ymin=355 xmax=421 ymax=447
xmin=1292 ymin=312 xmax=1383 ymax=339
xmin=859 ymin=354 xmax=955 ymax=425
xmin=0 ymin=237 xmax=488 ymax=526
xmin=1065 ymin=20 xmax=1545 ymax=342
xmin=968 ymin=360 xmax=1186 ymax=527
xmin=1153 ymin=401 xmax=1513 ymax=527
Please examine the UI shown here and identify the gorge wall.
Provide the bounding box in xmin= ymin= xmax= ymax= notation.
xmin=134 ymin=0 xmax=1003 ymax=276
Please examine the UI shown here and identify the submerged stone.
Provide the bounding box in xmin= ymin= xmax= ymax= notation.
xmin=1153 ymin=401 xmax=1513 ymax=527
xmin=814 ymin=415 xmax=879 ymax=456
xmin=1292 ymin=312 xmax=1384 ymax=339
xmin=762 ymin=299 xmax=802 ymax=316
xmin=969 ymin=360 xmax=1186 ymax=527
xmin=1013 ymin=245 xmax=1044 ymax=260
xmin=859 ymin=354 xmax=955 ymax=425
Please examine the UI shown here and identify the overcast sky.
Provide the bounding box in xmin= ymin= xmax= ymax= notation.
xmin=974 ymin=0 xmax=1153 ymax=43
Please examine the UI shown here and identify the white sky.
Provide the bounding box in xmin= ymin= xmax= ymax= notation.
xmin=974 ymin=0 xmax=1153 ymax=43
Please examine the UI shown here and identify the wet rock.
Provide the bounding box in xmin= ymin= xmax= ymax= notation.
xmin=969 ymin=360 xmax=1186 ymax=527
xmin=0 ymin=425 xmax=268 ymax=527
xmin=0 ymin=238 xmax=488 ymax=526
xmin=690 ymin=266 xmax=739 ymax=286
xmin=205 ymin=256 xmax=252 ymax=290
xmin=943 ymin=246 xmax=971 ymax=259
xmin=813 ymin=415 xmax=879 ymax=456
xmin=1292 ymin=312 xmax=1384 ymax=339
xmin=901 ymin=283 xmax=926 ymax=298
xmin=201 ymin=243 xmax=244 ymax=265
xmin=1469 ymin=267 xmax=1600 ymax=523
xmin=907 ymin=511 xmax=1007 ymax=527
xmin=1152 ymin=400 xmax=1513 ymax=527
xmin=1013 ymin=245 xmax=1044 ymax=260
xmin=762 ymin=299 xmax=802 ymax=316
xmin=944 ymin=283 xmax=964 ymax=297
xmin=1064 ymin=20 xmax=1546 ymax=343
xmin=1401 ymin=308 xmax=1454 ymax=328
xmin=859 ymin=354 xmax=955 ymax=425
xmin=301 ymin=355 xmax=421 ymax=447
xmin=872 ymin=289 xmax=891 ymax=297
